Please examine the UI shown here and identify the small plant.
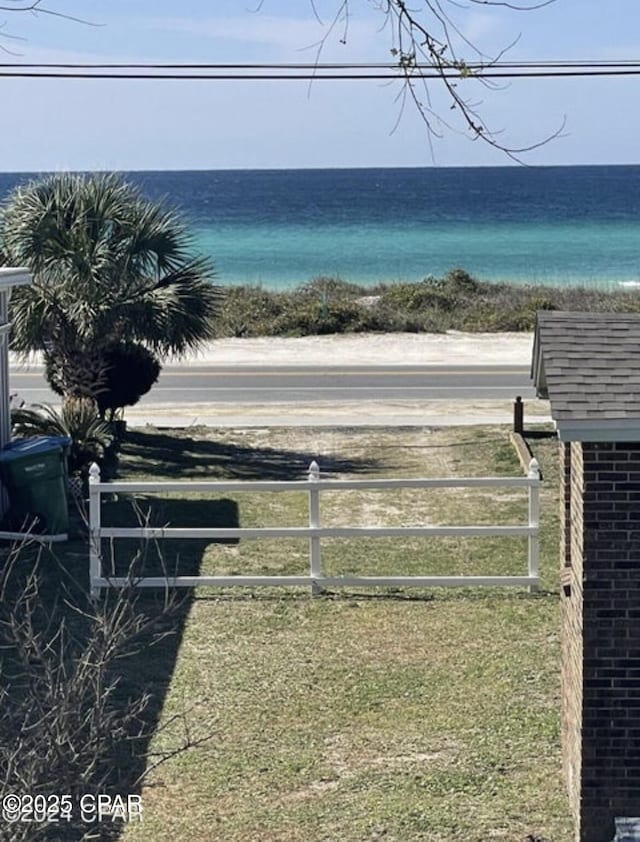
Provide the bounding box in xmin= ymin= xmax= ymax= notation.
xmin=11 ymin=398 xmax=114 ymax=477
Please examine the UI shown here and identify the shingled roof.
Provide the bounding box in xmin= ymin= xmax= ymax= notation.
xmin=531 ymin=311 xmax=640 ymax=441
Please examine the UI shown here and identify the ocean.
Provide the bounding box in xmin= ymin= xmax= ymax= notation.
xmin=1 ymin=165 xmax=640 ymax=290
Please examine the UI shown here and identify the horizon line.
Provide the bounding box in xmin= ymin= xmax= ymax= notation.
xmin=1 ymin=162 xmax=639 ymax=175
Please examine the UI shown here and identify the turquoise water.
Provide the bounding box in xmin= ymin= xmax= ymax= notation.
xmin=192 ymin=219 xmax=640 ymax=289
xmin=2 ymin=166 xmax=640 ymax=289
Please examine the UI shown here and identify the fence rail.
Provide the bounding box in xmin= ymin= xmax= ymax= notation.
xmin=88 ymin=459 xmax=541 ymax=598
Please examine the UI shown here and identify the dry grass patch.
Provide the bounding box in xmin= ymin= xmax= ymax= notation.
xmin=114 ymin=424 xmax=571 ymax=842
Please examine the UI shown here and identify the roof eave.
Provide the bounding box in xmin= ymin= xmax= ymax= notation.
xmin=556 ymin=418 xmax=640 ymax=442
xmin=531 ymin=314 xmax=551 ymax=398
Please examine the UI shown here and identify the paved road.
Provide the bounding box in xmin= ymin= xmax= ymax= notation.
xmin=9 ymin=364 xmax=534 ymax=405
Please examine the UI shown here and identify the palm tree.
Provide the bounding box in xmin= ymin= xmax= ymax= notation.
xmin=0 ymin=172 xmax=222 ymax=400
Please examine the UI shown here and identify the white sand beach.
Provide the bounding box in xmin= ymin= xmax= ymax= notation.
xmin=178 ymin=331 xmax=536 ymax=367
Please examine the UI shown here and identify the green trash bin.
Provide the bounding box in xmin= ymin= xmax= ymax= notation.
xmin=0 ymin=436 xmax=72 ymax=536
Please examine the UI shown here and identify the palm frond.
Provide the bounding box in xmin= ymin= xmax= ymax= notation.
xmin=1 ymin=173 xmax=222 ymax=361
xmin=11 ymin=400 xmax=113 ymax=475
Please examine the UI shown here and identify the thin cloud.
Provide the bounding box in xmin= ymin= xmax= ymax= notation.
xmin=155 ymin=15 xmax=322 ymax=51
xmin=144 ymin=13 xmax=388 ymax=61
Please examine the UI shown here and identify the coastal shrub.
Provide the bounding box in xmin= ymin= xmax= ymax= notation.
xmin=273 ymin=298 xmax=376 ymax=336
xmin=481 ymin=309 xmax=539 ymax=332
xmin=299 ymin=276 xmax=369 ymax=301
xmin=443 ymin=268 xmax=481 ymax=295
xmin=378 ymin=280 xmax=454 ymax=313
xmin=456 ymin=296 xmax=553 ymax=332
xmin=212 ymin=273 xmax=640 ymax=338
xmin=217 ymin=285 xmax=286 ymax=337
xmin=44 ymin=347 xmax=108 ymax=402
xmin=557 ymin=284 xmax=638 ymax=312
xmin=45 ymin=342 xmax=161 ymax=419
xmin=526 ymin=296 xmax=557 ymax=313
xmin=95 ymin=342 xmax=162 ymax=420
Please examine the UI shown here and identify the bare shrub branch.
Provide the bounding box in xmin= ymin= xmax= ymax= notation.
xmin=0 ymin=542 xmax=213 ymax=841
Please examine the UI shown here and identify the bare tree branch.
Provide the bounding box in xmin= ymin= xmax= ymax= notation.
xmin=0 ymin=0 xmax=98 ymax=27
xmin=0 ymin=1 xmax=100 ymax=55
xmin=268 ymin=0 xmax=562 ymax=160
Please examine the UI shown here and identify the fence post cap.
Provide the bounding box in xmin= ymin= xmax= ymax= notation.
xmin=308 ymin=460 xmax=320 ymax=480
xmin=527 ymin=458 xmax=540 ymax=479
xmin=88 ymin=462 xmax=101 ymax=483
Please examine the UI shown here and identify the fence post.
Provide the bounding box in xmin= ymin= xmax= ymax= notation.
xmin=527 ymin=457 xmax=540 ymax=593
xmin=308 ymin=460 xmax=322 ymax=596
xmin=88 ymin=462 xmax=102 ymax=600
xmin=513 ymin=395 xmax=524 ymax=434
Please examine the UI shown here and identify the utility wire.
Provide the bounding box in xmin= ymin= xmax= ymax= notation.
xmin=0 ymin=60 xmax=638 ymax=80
xmin=1 ymin=69 xmax=640 ymax=79
xmin=1 ymin=60 xmax=640 ymax=68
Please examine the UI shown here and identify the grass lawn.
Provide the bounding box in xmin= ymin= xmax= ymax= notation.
xmin=92 ymin=424 xmax=572 ymax=842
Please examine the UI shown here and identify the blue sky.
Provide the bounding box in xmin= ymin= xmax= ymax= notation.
xmin=1 ymin=0 xmax=639 ymax=170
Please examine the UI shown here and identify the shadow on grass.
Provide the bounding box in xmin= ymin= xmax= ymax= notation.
xmin=314 ymin=587 xmax=554 ymax=603
xmin=0 ymin=426 xmax=385 ymax=839
xmin=524 ymin=429 xmax=557 ymax=440
xmin=120 ymin=427 xmax=382 ymax=481
xmin=100 ymin=495 xmax=239 ymax=578
xmin=0 ymin=477 xmax=243 ymax=839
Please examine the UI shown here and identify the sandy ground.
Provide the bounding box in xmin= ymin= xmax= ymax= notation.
xmin=9 ymin=331 xmax=536 ymax=370
xmin=121 ymin=332 xmax=549 ymax=427
xmin=123 ymin=399 xmax=550 ymax=428
xmin=176 ymin=331 xmax=536 ymax=367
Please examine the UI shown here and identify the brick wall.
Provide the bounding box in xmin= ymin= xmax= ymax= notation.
xmin=560 ymin=442 xmax=572 ymax=568
xmin=561 ymin=441 xmax=584 ymax=830
xmin=562 ymin=440 xmax=640 ymax=841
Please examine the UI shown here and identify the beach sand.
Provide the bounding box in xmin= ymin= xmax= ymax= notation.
xmin=178 ymin=331 xmax=536 ymax=367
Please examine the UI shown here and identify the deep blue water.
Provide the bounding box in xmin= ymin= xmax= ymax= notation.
xmin=2 ymin=166 xmax=640 ymax=289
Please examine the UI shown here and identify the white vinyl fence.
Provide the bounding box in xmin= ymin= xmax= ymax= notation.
xmin=88 ymin=458 xmax=541 ymax=598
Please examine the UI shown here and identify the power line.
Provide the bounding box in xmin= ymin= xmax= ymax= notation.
xmin=1 ymin=60 xmax=640 ymax=69
xmin=0 ymin=70 xmax=637 ymax=80
xmin=0 ymin=61 xmax=638 ymax=80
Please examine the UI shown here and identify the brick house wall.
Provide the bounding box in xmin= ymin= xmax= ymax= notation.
xmin=561 ymin=441 xmax=583 ymax=827
xmin=562 ymin=440 xmax=640 ymax=841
